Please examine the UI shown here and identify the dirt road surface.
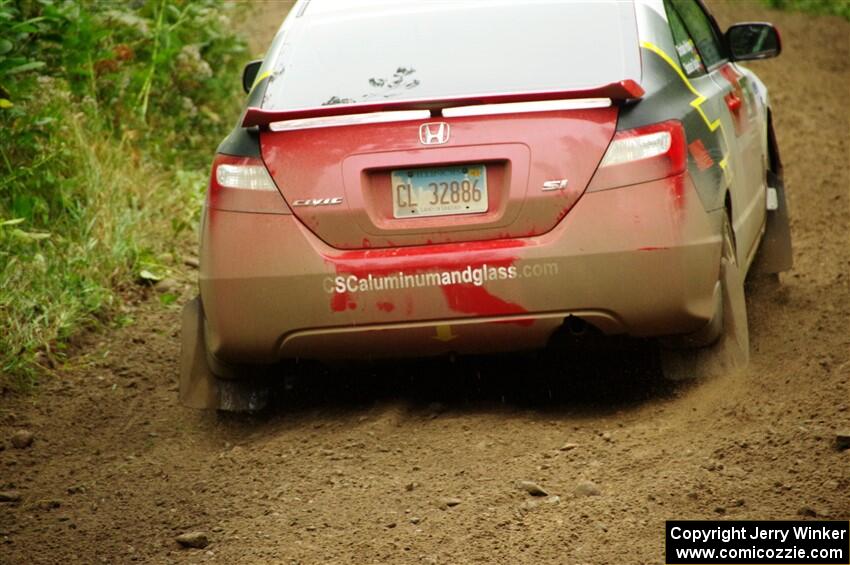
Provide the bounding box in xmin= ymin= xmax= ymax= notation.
xmin=1 ymin=2 xmax=848 ymax=563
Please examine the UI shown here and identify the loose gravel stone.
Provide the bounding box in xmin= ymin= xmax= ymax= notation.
xmin=176 ymin=532 xmax=209 ymax=549
xmin=37 ymin=499 xmax=61 ymax=511
xmin=11 ymin=430 xmax=34 ymax=449
xmin=516 ymin=480 xmax=549 ymax=497
xmin=154 ymin=279 xmax=179 ymax=294
xmin=574 ymin=480 xmax=601 ymax=497
xmin=0 ymin=491 xmax=21 ymax=503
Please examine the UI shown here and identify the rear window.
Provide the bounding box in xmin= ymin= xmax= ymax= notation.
xmin=261 ymin=0 xmax=641 ymax=111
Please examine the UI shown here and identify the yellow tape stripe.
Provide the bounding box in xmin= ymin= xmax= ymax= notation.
xmin=640 ymin=40 xmax=732 ymax=185
xmin=640 ymin=41 xmax=722 ymax=132
xmin=251 ymin=70 xmax=272 ymax=93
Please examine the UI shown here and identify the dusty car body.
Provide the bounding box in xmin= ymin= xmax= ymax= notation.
xmin=181 ymin=0 xmax=791 ymax=410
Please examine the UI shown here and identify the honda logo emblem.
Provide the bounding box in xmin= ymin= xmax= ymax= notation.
xmin=419 ymin=122 xmax=450 ymax=145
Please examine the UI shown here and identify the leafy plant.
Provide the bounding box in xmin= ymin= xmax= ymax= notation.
xmin=0 ymin=0 xmax=247 ymax=387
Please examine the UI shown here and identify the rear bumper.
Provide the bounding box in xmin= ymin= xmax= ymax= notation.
xmin=198 ymin=175 xmax=723 ymax=366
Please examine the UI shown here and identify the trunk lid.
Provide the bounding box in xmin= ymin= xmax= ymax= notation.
xmin=260 ymin=105 xmax=619 ymax=249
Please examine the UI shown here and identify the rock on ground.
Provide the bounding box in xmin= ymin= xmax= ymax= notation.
xmin=11 ymin=430 xmax=34 ymax=449
xmin=176 ymin=532 xmax=209 ymax=549
xmin=0 ymin=491 xmax=22 ymax=503
xmin=516 ymin=480 xmax=549 ymax=497
xmin=574 ymin=480 xmax=602 ymax=497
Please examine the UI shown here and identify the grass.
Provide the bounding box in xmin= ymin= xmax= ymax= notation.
xmin=0 ymin=1 xmax=246 ymax=388
xmin=1 ymin=99 xmax=204 ymax=378
xmin=761 ymin=0 xmax=850 ymax=19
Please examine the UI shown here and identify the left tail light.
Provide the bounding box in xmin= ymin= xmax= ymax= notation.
xmin=208 ymin=154 xmax=291 ymax=214
xmin=588 ymin=120 xmax=687 ymax=192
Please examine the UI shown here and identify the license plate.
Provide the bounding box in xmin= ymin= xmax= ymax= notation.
xmin=391 ymin=165 xmax=488 ymax=218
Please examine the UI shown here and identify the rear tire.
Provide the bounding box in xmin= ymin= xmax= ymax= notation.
xmin=660 ymin=212 xmax=749 ymax=381
xmin=216 ymin=377 xmax=270 ymax=414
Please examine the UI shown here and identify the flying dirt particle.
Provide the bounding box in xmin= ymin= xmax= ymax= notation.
xmin=559 ymin=442 xmax=579 ymax=451
xmin=439 ymin=497 xmax=462 ymax=509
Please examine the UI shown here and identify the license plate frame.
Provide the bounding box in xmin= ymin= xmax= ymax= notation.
xmin=391 ymin=164 xmax=488 ymax=219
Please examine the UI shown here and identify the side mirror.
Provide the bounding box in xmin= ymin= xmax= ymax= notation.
xmin=725 ymin=23 xmax=781 ymax=61
xmin=242 ymin=59 xmax=263 ymax=94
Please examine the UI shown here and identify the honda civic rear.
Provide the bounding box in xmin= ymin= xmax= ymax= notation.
xmin=180 ymin=0 xmax=746 ymax=408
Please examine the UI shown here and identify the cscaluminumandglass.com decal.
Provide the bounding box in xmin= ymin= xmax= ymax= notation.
xmin=323 ymin=262 xmax=560 ymax=294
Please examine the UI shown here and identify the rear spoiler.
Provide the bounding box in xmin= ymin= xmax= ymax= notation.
xmin=242 ymin=80 xmax=644 ymax=128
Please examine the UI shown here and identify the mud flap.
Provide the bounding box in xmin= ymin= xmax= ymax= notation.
xmin=180 ymin=298 xmax=220 ymax=409
xmin=179 ymin=297 xmax=269 ymax=412
xmin=752 ymin=171 xmax=793 ymax=274
xmin=660 ymin=249 xmax=749 ymax=381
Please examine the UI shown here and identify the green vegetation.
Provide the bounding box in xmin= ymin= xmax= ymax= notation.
xmin=0 ymin=0 xmax=247 ymax=387
xmin=762 ymin=0 xmax=850 ymax=20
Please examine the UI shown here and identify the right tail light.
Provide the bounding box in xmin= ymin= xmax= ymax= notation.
xmin=588 ymin=120 xmax=687 ymax=192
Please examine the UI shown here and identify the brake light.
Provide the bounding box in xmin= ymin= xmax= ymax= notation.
xmin=588 ymin=120 xmax=686 ymax=192
xmin=216 ymin=161 xmax=276 ymax=190
xmin=208 ymin=154 xmax=290 ymax=214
